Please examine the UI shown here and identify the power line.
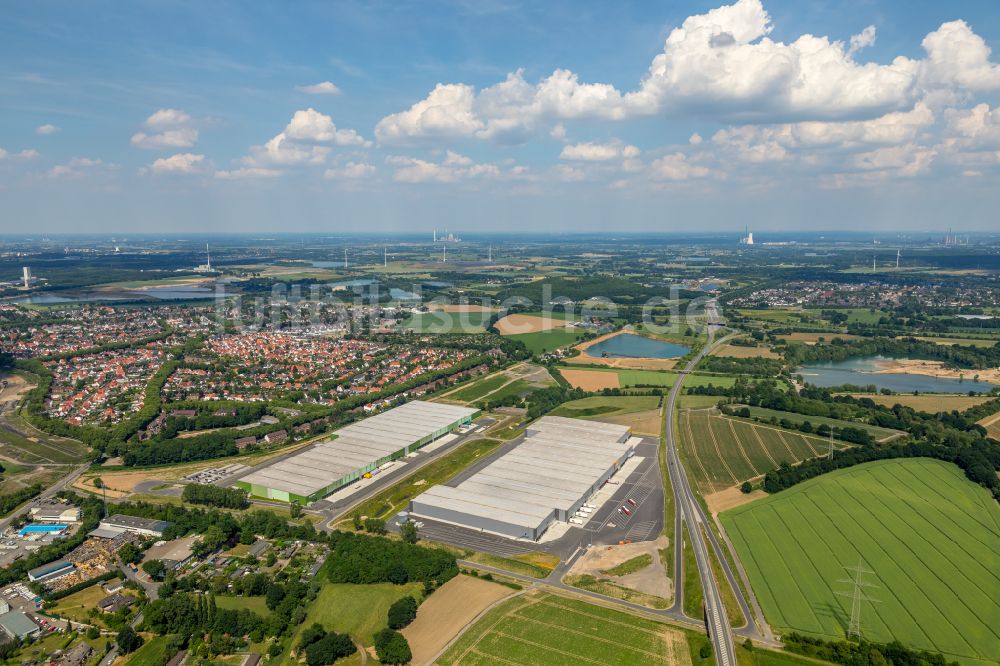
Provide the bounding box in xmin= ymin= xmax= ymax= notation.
xmin=836 ymin=558 xmax=881 ymax=640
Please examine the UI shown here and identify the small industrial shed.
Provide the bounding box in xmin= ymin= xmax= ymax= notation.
xmin=409 ymin=416 xmax=633 ymax=540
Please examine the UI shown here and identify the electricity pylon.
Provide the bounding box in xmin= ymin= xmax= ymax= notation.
xmin=836 ymin=558 xmax=881 ymax=640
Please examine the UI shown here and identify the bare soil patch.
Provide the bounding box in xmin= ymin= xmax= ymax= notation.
xmin=494 ymin=314 xmax=573 ymax=335
xmin=595 ymin=409 xmax=663 ymax=436
xmin=712 ymin=344 xmax=779 ymax=359
xmin=569 ymin=536 xmax=672 ymax=600
xmin=705 ymin=485 xmax=767 ymax=514
xmin=561 ymin=369 xmax=619 ymax=391
xmin=870 ymin=358 xmax=1000 ymax=384
xmin=401 ymin=574 xmax=514 ymax=665
xmin=778 ymin=332 xmax=861 ymax=345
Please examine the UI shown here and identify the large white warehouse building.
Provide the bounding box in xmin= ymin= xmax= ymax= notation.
xmin=408 ymin=415 xmax=633 ymax=540
xmin=237 ymin=401 xmax=478 ymax=504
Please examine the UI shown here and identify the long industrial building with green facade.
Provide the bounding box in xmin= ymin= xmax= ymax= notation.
xmin=235 ymin=400 xmax=478 ymax=504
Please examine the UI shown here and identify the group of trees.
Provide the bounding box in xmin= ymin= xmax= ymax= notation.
xmin=298 ymin=623 xmax=356 ymax=666
xmin=0 ymin=483 xmax=43 ymax=517
xmin=700 ymin=355 xmax=785 ymax=377
xmin=762 ymin=439 xmax=1000 ymax=498
xmin=144 ymin=592 xmax=268 ymax=643
xmin=324 ymin=531 xmax=458 ymax=586
xmin=373 ymin=628 xmax=412 ymax=665
xmin=181 ymin=483 xmax=250 ymax=509
xmin=387 ymin=596 xmax=417 ymax=630
xmin=784 ymin=632 xmax=960 ymax=666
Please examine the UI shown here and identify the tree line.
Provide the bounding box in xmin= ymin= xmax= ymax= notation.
xmin=181 ymin=483 xmax=250 ymax=509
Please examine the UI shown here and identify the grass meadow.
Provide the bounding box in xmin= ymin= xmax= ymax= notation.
xmin=507 ymin=327 xmax=588 ymax=354
xmin=721 ymin=459 xmax=1000 ymax=665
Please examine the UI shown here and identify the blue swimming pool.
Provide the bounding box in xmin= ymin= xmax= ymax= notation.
xmin=19 ymin=524 xmax=68 ymax=535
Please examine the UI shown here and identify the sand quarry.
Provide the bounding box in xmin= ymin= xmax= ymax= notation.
xmin=569 ymin=535 xmax=672 ymax=601
xmin=870 ymin=358 xmax=1000 ymax=384
xmin=401 ymin=574 xmax=515 ymax=665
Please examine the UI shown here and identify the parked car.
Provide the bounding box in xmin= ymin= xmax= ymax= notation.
xmin=627 ymin=498 xmax=638 ymax=507
xmin=620 ymin=506 xmax=632 ymax=516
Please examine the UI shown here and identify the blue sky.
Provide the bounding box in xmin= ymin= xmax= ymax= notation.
xmin=2 ymin=0 xmax=999 ymax=234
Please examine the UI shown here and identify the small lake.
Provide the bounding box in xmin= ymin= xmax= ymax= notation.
xmin=586 ymin=333 xmax=689 ymax=359
xmin=6 ymin=293 xmax=129 ymax=305
xmin=797 ymin=356 xmax=996 ymax=394
xmin=130 ymin=286 xmax=219 ymax=300
xmin=389 ymin=288 xmax=421 ymax=300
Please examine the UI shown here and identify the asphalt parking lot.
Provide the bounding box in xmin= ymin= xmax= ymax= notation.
xmin=400 ymin=436 xmax=665 ymax=562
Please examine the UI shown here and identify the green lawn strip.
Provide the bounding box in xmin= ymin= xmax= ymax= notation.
xmin=465 ymin=551 xmax=552 ymax=579
xmin=447 ymin=374 xmax=511 ymax=403
xmin=682 ymin=531 xmax=703 ymax=618
xmin=698 ymin=524 xmax=746 ymax=629
xmin=478 ymin=378 xmax=535 ymax=403
xmin=346 ymin=437 xmax=504 ymax=522
xmin=720 ymin=459 xmax=1000 ymax=663
xmin=738 ymin=406 xmax=902 ymax=440
xmin=678 ymin=394 xmax=725 ymax=409
xmin=600 ymin=553 xmax=652 ymax=576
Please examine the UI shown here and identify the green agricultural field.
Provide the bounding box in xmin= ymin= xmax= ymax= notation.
xmin=722 ymin=459 xmax=1000 ymax=665
xmin=680 ymin=409 xmax=843 ymax=493
xmin=437 ymin=591 xmax=690 ymax=665
xmin=740 ymin=406 xmax=903 ymax=441
xmin=403 ymin=311 xmax=491 ymax=333
xmin=507 ymin=328 xmax=587 ymax=354
xmin=550 ymin=395 xmax=660 ymax=418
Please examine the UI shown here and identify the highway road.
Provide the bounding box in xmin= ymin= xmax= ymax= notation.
xmin=0 ymin=462 xmax=90 ymax=534
xmin=662 ymin=299 xmax=748 ymax=665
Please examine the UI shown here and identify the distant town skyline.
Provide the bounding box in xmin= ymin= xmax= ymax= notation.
xmin=2 ymin=0 xmax=1000 ymax=233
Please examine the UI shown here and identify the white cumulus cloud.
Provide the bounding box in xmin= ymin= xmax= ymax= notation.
xmin=35 ymin=124 xmax=59 ymax=135
xmin=324 ymin=162 xmax=376 ymax=179
xmin=374 ymin=0 xmax=1000 ymax=145
xmin=132 ymin=108 xmax=198 ymax=149
xmin=145 ymin=153 xmax=205 ymax=174
xmin=296 ymin=81 xmax=341 ymax=95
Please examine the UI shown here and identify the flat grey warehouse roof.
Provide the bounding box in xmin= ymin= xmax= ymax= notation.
xmin=410 ymin=415 xmax=633 ymax=539
xmin=239 ymin=401 xmax=478 ymax=498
